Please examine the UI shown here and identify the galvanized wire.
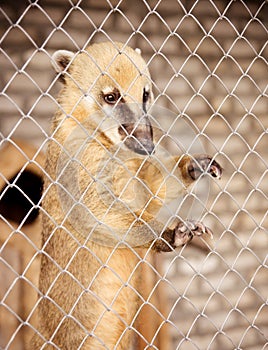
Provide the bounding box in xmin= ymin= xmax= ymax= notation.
xmin=0 ymin=0 xmax=267 ymax=349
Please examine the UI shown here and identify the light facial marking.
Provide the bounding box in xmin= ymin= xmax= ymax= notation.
xmin=102 ymin=87 xmax=122 ymax=105
xmin=83 ymin=93 xmax=95 ymax=109
xmin=102 ymin=86 xmax=116 ymax=95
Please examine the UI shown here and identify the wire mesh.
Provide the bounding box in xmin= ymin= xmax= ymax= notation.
xmin=0 ymin=0 xmax=267 ymax=349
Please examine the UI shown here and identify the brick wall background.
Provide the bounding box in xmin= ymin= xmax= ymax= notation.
xmin=0 ymin=0 xmax=267 ymax=349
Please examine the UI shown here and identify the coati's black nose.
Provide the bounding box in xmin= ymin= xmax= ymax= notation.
xmin=119 ymin=122 xmax=155 ymax=155
xmin=131 ymin=137 xmax=155 ymax=155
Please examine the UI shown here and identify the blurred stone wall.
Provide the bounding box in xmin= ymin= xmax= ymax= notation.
xmin=0 ymin=0 xmax=267 ymax=349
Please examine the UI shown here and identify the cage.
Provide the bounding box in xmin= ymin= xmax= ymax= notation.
xmin=0 ymin=1 xmax=267 ymax=349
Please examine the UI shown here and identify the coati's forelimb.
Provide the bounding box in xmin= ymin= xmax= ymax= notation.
xmin=149 ymin=154 xmax=222 ymax=252
xmin=152 ymin=220 xmax=213 ymax=252
xmin=178 ymin=154 xmax=222 ymax=184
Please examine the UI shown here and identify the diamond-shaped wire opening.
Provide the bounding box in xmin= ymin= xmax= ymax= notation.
xmin=0 ymin=1 xmax=267 ymax=349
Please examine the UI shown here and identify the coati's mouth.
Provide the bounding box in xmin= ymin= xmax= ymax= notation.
xmin=118 ymin=122 xmax=155 ymax=155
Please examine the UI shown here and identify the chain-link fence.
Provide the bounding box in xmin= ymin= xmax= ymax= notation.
xmin=0 ymin=1 xmax=267 ymax=349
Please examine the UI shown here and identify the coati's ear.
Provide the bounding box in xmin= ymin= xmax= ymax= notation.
xmin=135 ymin=48 xmax=142 ymax=55
xmin=51 ymin=50 xmax=75 ymax=73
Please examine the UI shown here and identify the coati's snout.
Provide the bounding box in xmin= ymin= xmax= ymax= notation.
xmin=102 ymin=88 xmax=155 ymax=155
xmin=118 ymin=119 xmax=154 ymax=155
xmin=108 ymin=99 xmax=154 ymax=155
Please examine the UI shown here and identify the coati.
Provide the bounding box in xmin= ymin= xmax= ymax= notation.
xmin=30 ymin=42 xmax=222 ymax=349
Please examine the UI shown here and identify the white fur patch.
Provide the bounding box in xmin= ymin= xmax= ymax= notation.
xmin=104 ymin=127 xmax=122 ymax=145
xmin=51 ymin=50 xmax=75 ymax=73
xmin=82 ymin=94 xmax=95 ymax=109
xmin=102 ymin=86 xmax=116 ymax=95
xmin=88 ymin=105 xmax=122 ymax=145
xmin=144 ymin=84 xmax=150 ymax=93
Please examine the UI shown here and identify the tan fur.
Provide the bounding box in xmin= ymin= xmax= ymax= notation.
xmin=30 ymin=42 xmax=221 ymax=349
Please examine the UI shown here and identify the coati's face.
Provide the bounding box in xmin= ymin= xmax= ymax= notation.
xmin=52 ymin=42 xmax=154 ymax=155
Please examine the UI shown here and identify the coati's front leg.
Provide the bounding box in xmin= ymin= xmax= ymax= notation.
xmin=153 ymin=220 xmax=213 ymax=252
xmin=153 ymin=154 xmax=222 ymax=252
xmin=178 ymin=154 xmax=222 ymax=185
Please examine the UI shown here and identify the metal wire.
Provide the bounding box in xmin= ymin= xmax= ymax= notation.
xmin=0 ymin=0 xmax=267 ymax=349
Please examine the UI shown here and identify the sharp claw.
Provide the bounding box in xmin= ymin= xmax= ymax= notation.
xmin=200 ymin=222 xmax=206 ymax=234
xmin=186 ymin=221 xmax=196 ymax=231
xmin=188 ymin=155 xmax=223 ymax=180
xmin=205 ymin=227 xmax=214 ymax=239
xmin=174 ymin=220 xmax=214 ymax=247
xmin=180 ymin=226 xmax=187 ymax=233
xmin=195 ymin=222 xmax=214 ymax=239
xmin=192 ymin=222 xmax=204 ymax=236
xmin=210 ymin=163 xmax=222 ymax=179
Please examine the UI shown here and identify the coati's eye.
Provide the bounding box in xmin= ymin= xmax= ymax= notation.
xmin=103 ymin=88 xmax=123 ymax=105
xmin=103 ymin=93 xmax=118 ymax=105
xmin=143 ymin=89 xmax=150 ymax=104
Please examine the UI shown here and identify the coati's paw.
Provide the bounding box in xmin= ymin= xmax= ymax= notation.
xmin=174 ymin=220 xmax=213 ymax=247
xmin=188 ymin=155 xmax=222 ymax=180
